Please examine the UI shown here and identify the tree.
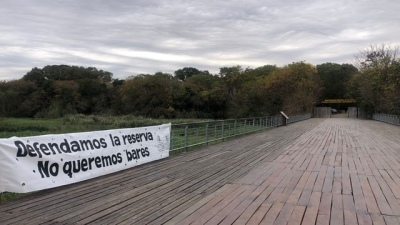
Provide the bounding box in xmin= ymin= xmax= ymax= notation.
xmin=350 ymin=44 xmax=400 ymax=114
xmin=174 ymin=67 xmax=202 ymax=81
xmin=317 ymin=63 xmax=357 ymax=99
xmin=119 ymin=73 xmax=177 ymax=118
xmin=265 ymin=62 xmax=321 ymax=114
xmin=245 ymin=65 xmax=278 ymax=77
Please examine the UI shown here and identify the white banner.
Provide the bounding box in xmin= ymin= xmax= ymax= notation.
xmin=0 ymin=124 xmax=171 ymax=193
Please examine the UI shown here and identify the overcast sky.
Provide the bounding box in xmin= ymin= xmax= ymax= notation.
xmin=1 ymin=0 xmax=399 ymax=80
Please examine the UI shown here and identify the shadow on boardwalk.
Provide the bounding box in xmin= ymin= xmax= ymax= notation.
xmin=1 ymin=118 xmax=400 ymax=224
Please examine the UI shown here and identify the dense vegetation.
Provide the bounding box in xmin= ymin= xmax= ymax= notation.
xmin=349 ymin=45 xmax=400 ymax=115
xmin=1 ymin=44 xmax=399 ymax=119
xmin=0 ymin=62 xmax=322 ymax=119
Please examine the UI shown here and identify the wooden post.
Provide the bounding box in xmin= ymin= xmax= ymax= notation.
xmin=280 ymin=111 xmax=289 ymax=126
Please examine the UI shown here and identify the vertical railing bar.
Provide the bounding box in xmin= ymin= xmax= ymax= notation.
xmin=206 ymin=123 xmax=209 ymax=146
xmin=171 ymin=129 xmax=174 ymax=151
xmin=234 ymin=120 xmax=237 ymax=137
xmin=222 ymin=121 xmax=225 ymax=141
xmin=184 ymin=125 xmax=188 ymax=152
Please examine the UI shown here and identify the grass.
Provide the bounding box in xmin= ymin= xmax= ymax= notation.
xmin=0 ymin=115 xmax=208 ymax=138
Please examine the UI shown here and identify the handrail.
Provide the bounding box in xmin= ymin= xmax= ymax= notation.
xmin=373 ymin=114 xmax=400 ymax=126
xmin=170 ymin=113 xmax=312 ymax=153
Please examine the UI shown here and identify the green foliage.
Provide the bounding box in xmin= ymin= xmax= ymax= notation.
xmin=0 ymin=116 xmax=206 ymax=139
xmin=350 ymin=44 xmax=400 ymax=115
xmin=317 ymin=63 xmax=357 ymax=99
xmin=2 ymin=62 xmax=328 ymax=119
xmin=264 ymin=62 xmax=322 ymax=115
xmin=174 ymin=67 xmax=204 ymax=81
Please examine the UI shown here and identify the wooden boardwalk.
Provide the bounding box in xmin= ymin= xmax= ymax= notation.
xmin=2 ymin=118 xmax=400 ymax=224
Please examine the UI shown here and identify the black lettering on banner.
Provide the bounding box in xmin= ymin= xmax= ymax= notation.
xmin=62 ymin=153 xmax=123 ymax=178
xmin=102 ymin=155 xmax=112 ymax=167
xmin=38 ymin=161 xmax=59 ymax=178
xmin=72 ymin=160 xmax=80 ymax=173
xmin=70 ymin=141 xmax=81 ymax=152
xmin=93 ymin=139 xmax=101 ymax=149
xmin=136 ymin=149 xmax=141 ymax=158
xmin=63 ymin=161 xmax=73 ymax=178
xmin=33 ymin=143 xmax=43 ymax=158
xmin=88 ymin=157 xmax=95 ymax=170
xmin=79 ymin=140 xmax=94 ymax=151
xmin=111 ymin=155 xmax=118 ymax=164
xmin=39 ymin=144 xmax=51 ymax=155
xmin=122 ymin=132 xmax=153 ymax=145
xmin=48 ymin=143 xmax=62 ymax=154
xmin=125 ymin=148 xmax=150 ymax=162
xmin=95 ymin=157 xmax=102 ymax=168
xmin=100 ymin=138 xmax=107 ymax=148
xmin=15 ymin=141 xmax=27 ymax=157
xmin=81 ymin=158 xmax=88 ymax=171
xmin=27 ymin=145 xmax=37 ymax=157
xmin=60 ymin=139 xmax=71 ymax=153
xmin=117 ymin=153 xmax=123 ymax=163
xmin=109 ymin=134 xmax=121 ymax=146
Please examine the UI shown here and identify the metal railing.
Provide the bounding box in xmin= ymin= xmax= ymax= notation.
xmin=287 ymin=113 xmax=312 ymax=124
xmin=170 ymin=113 xmax=312 ymax=153
xmin=373 ymin=114 xmax=400 ymax=125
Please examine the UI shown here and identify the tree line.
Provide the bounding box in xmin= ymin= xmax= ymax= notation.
xmin=1 ymin=45 xmax=398 ymax=119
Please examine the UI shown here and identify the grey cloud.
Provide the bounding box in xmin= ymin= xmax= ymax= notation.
xmin=1 ymin=0 xmax=400 ymax=80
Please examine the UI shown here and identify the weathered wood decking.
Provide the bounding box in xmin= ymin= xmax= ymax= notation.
xmin=2 ymin=118 xmax=400 ymax=224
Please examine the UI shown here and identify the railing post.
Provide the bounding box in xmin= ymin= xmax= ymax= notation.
xmin=205 ymin=123 xmax=209 ymax=146
xmin=184 ymin=125 xmax=188 ymax=152
xmin=244 ymin=119 xmax=247 ymax=133
xmin=170 ymin=130 xmax=174 ymax=151
xmin=222 ymin=121 xmax=225 ymax=141
xmin=234 ymin=120 xmax=237 ymax=136
xmin=214 ymin=124 xmax=217 ymax=138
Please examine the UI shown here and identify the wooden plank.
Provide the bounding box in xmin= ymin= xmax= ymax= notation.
xmin=379 ymin=169 xmax=400 ymax=199
xmin=358 ymin=174 xmax=380 ymax=214
xmin=287 ymin=205 xmax=306 ymax=225
xmin=330 ymin=193 xmax=344 ymax=225
xmin=302 ymin=191 xmax=321 ymax=225
xmin=322 ymin=166 xmax=334 ymax=193
xmin=258 ymin=202 xmax=285 ymax=225
xmin=297 ymin=172 xmax=318 ymax=206
xmin=245 ymin=201 xmax=273 ymax=225
xmin=203 ymin=185 xmax=256 ymax=225
xmin=286 ymin=171 xmax=311 ymax=205
xmin=273 ymin=203 xmax=295 ymax=225
xmin=367 ymin=175 xmax=394 ymax=215
xmin=190 ymin=185 xmax=248 ymax=225
xmin=219 ymin=187 xmax=260 ymax=225
xmin=165 ymin=184 xmax=232 ymax=225
xmin=342 ymin=194 xmax=357 ymax=225
xmin=318 ymin=192 xmax=332 ymax=216
xmin=384 ymin=215 xmax=400 ymax=225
